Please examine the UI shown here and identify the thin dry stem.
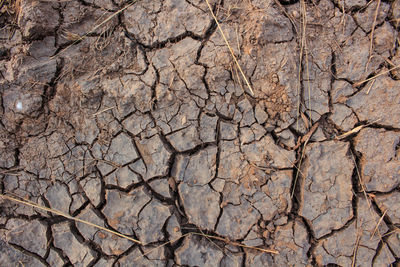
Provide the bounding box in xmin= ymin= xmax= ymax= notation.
xmin=371 ymin=209 xmax=387 ymax=239
xmin=191 ymin=232 xmax=279 ymax=254
xmin=351 ymin=232 xmax=361 ymax=267
xmin=0 ymin=193 xmax=142 ymax=245
xmin=366 ymin=0 xmax=380 ymax=70
xmin=52 ymin=0 xmax=136 ymax=58
xmin=353 ymin=65 xmax=400 ymax=87
xmin=350 ymin=152 xmax=392 ymax=261
xmin=204 ymin=0 xmax=254 ymax=95
xmin=92 ymin=106 xmax=116 ymax=117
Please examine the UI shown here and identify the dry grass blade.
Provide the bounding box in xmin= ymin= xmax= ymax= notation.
xmin=133 ymin=231 xmax=278 ymax=262
xmin=382 ymin=228 xmax=400 ymax=237
xmin=336 ymin=119 xmax=381 ymax=140
xmin=350 ymin=151 xmax=372 ymax=206
xmin=350 ymin=152 xmax=392 ymax=262
xmin=204 ymin=0 xmax=254 ymax=96
xmin=191 ymin=232 xmax=279 ymax=254
xmin=351 ymin=232 xmax=361 ymax=267
xmin=92 ymin=106 xmax=116 ymax=117
xmin=335 ymin=125 xmax=365 ymax=140
xmin=291 ymin=122 xmax=318 ymax=198
xmin=365 ymin=79 xmax=376 ymax=94
xmin=53 ymin=0 xmax=136 ymax=58
xmin=371 ymin=209 xmax=387 ymax=239
xmin=353 ymin=65 xmax=400 ymax=87
xmin=367 ymin=0 xmax=380 ymax=70
xmin=197 ymin=228 xmax=238 ymax=265
xmin=301 ymin=0 xmax=312 ymax=128
xmin=133 ymin=233 xmax=191 ymax=262
xmin=0 ymin=193 xmax=142 ymax=245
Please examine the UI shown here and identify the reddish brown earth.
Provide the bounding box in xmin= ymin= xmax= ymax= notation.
xmin=0 ymin=0 xmax=399 ymax=266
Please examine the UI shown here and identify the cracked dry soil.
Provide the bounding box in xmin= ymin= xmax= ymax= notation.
xmin=0 ymin=0 xmax=400 ymax=266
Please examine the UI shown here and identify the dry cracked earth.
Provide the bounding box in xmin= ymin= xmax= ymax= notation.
xmin=0 ymin=0 xmax=400 ymax=266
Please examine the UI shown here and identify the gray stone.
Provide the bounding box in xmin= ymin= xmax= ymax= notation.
xmin=216 ymin=198 xmax=260 ymax=240
xmin=354 ymin=128 xmax=400 ymax=192
xmin=6 ymin=219 xmax=47 ymax=257
xmin=52 ymin=222 xmax=96 ymax=267
xmin=299 ymin=141 xmax=354 ymax=238
xmin=178 ymin=183 xmax=220 ymax=231
xmin=136 ymin=199 xmax=171 ymax=245
xmin=175 ymin=235 xmax=224 ymax=267
xmin=102 ymin=188 xmax=151 ymax=235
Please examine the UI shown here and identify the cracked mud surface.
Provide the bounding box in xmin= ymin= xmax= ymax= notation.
xmin=0 ymin=0 xmax=400 ymax=266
